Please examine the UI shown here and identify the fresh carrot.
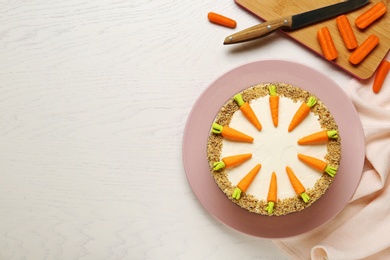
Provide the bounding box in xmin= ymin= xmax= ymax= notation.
xmin=355 ymin=2 xmax=387 ymax=29
xmin=349 ymin=34 xmax=379 ymax=65
xmin=298 ymin=153 xmax=337 ymax=177
xmin=285 ymin=166 xmax=310 ymax=203
xmin=297 ymin=130 xmax=338 ymax=145
xmin=288 ymin=96 xmax=317 ymax=132
xmin=265 ymin=172 xmax=277 ymax=213
xmin=208 ymin=12 xmax=237 ymax=29
xmin=373 ymin=60 xmax=390 ymax=94
xmin=234 ymin=94 xmax=262 ymax=130
xmin=213 ymin=153 xmax=252 ymax=170
xmin=336 ymin=15 xmax=358 ymax=50
xmin=212 ymin=123 xmax=254 ymax=143
xmin=232 ymin=164 xmax=261 ymax=200
xmin=317 ymin=27 xmax=338 ymax=61
xmin=268 ymin=85 xmax=279 ymax=127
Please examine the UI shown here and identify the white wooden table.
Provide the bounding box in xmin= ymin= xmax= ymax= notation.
xmin=0 ymin=1 xmax=356 ymax=259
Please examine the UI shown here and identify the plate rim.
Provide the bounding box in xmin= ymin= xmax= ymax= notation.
xmin=182 ymin=59 xmax=365 ymax=238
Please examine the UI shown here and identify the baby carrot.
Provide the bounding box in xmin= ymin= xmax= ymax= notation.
xmin=349 ymin=34 xmax=379 ymax=65
xmin=208 ymin=12 xmax=237 ymax=29
xmin=213 ymin=153 xmax=252 ymax=170
xmin=269 ymin=85 xmax=279 ymax=127
xmin=297 ymin=130 xmax=338 ymax=145
xmin=234 ymin=94 xmax=262 ymax=130
xmin=285 ymin=166 xmax=310 ymax=203
xmin=317 ymin=27 xmax=338 ymax=61
xmin=232 ymin=164 xmax=261 ymax=200
xmin=336 ymin=15 xmax=358 ymax=50
xmin=355 ymin=2 xmax=387 ymax=29
xmin=373 ymin=60 xmax=390 ymax=94
xmin=265 ymin=172 xmax=277 ymax=213
xmin=298 ymin=153 xmax=338 ymax=177
xmin=288 ymin=96 xmax=317 ymax=132
xmin=212 ymin=123 xmax=254 ymax=143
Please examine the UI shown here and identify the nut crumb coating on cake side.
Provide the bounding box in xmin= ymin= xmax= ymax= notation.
xmin=206 ymin=83 xmax=341 ymax=216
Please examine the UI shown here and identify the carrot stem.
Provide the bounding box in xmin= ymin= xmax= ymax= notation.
xmin=373 ymin=60 xmax=390 ymax=94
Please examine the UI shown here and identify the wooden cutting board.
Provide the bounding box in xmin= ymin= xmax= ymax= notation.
xmin=235 ymin=0 xmax=390 ymax=79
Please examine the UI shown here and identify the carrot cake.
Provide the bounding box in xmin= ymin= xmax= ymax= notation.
xmin=207 ymin=82 xmax=341 ymax=216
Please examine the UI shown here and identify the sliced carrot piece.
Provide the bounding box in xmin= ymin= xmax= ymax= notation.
xmin=349 ymin=34 xmax=379 ymax=65
xmin=373 ymin=60 xmax=390 ymax=94
xmin=317 ymin=27 xmax=338 ymax=61
xmin=355 ymin=2 xmax=387 ymax=29
xmin=336 ymin=15 xmax=358 ymax=50
xmin=208 ymin=12 xmax=237 ymax=29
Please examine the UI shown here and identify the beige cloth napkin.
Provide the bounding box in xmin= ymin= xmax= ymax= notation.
xmin=274 ymin=56 xmax=390 ymax=260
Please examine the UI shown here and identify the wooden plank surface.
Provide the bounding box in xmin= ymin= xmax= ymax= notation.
xmin=235 ymin=0 xmax=390 ymax=79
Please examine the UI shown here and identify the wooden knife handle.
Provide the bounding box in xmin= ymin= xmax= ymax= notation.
xmin=224 ymin=16 xmax=293 ymax=44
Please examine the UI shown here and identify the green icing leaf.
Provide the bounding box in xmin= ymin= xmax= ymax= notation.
xmin=234 ymin=94 xmax=245 ymax=107
xmin=269 ymin=85 xmax=277 ymax=96
xmin=213 ymin=161 xmax=226 ymax=170
xmin=232 ymin=188 xmax=242 ymax=200
xmin=211 ymin=123 xmax=223 ymax=134
xmin=325 ymin=165 xmax=338 ymax=177
xmin=306 ymin=96 xmax=317 ymax=108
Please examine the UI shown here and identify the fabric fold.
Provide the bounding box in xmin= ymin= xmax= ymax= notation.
xmin=273 ymin=54 xmax=390 ymax=260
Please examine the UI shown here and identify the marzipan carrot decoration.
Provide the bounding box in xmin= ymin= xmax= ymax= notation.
xmin=298 ymin=153 xmax=338 ymax=177
xmin=265 ymin=172 xmax=277 ymax=213
xmin=317 ymin=27 xmax=338 ymax=61
xmin=285 ymin=166 xmax=310 ymax=203
xmin=355 ymin=2 xmax=387 ymax=29
xmin=234 ymin=93 xmax=262 ymax=130
xmin=232 ymin=164 xmax=261 ymax=200
xmin=213 ymin=153 xmax=252 ymax=170
xmin=268 ymin=85 xmax=279 ymax=127
xmin=373 ymin=60 xmax=390 ymax=94
xmin=288 ymin=96 xmax=317 ymax=132
xmin=336 ymin=15 xmax=357 ymax=50
xmin=297 ymin=130 xmax=338 ymax=145
xmin=208 ymin=12 xmax=237 ymax=29
xmin=349 ymin=34 xmax=379 ymax=65
xmin=212 ymin=123 xmax=254 ymax=143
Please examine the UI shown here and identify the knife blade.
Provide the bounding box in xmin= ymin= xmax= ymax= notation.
xmin=224 ymin=0 xmax=369 ymax=44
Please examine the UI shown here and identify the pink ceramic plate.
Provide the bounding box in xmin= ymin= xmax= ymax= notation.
xmin=182 ymin=60 xmax=365 ymax=238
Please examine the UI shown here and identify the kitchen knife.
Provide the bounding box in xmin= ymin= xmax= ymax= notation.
xmin=224 ymin=0 xmax=370 ymax=44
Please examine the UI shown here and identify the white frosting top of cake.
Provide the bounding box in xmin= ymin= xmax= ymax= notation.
xmin=221 ymin=96 xmax=327 ymax=200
